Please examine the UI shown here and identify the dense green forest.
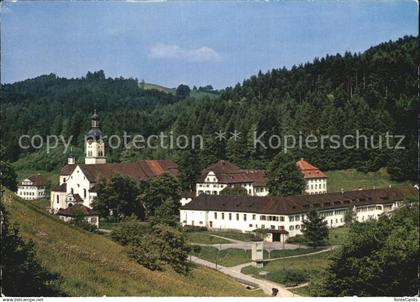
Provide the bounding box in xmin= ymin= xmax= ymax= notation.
xmin=1 ymin=36 xmax=417 ymax=183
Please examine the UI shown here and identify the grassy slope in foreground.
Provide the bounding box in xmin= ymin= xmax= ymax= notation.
xmin=4 ymin=192 xmax=263 ymax=297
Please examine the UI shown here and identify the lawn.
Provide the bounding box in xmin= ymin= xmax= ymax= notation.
xmin=268 ymin=247 xmax=324 ymax=259
xmin=192 ymin=246 xmax=327 ymax=267
xmin=191 ymin=247 xmax=252 ymax=267
xmin=207 ymin=230 xmax=255 ymax=241
xmin=328 ymin=226 xmax=349 ymax=245
xmin=241 ymin=250 xmax=334 ymax=287
xmin=326 ymin=168 xmax=411 ymax=193
xmin=186 ymin=232 xmax=231 ymax=244
xmin=4 ymin=191 xmax=263 ymax=296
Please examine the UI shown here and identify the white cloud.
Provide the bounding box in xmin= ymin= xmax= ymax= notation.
xmin=149 ymin=43 xmax=221 ymax=62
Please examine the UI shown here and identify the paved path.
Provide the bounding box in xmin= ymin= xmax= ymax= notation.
xmin=191 ymin=246 xmax=337 ymax=296
xmin=286 ymin=282 xmax=309 ymax=290
xmin=209 ymin=234 xmax=243 ymax=243
xmin=264 ymin=246 xmax=336 ymax=262
xmin=98 ymin=228 xmax=112 ymax=234
xmin=190 ymin=256 xmax=297 ymax=297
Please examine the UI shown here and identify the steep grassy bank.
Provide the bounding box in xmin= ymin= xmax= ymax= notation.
xmin=4 ymin=192 xmax=263 ymax=296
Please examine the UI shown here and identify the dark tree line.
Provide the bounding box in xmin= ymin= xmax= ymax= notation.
xmin=1 ymin=37 xmax=417 ymax=185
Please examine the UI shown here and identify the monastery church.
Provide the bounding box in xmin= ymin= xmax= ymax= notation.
xmin=50 ymin=112 xmax=179 ymax=217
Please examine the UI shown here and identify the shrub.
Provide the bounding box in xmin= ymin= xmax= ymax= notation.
xmin=286 ymin=235 xmax=308 ymax=245
xmin=268 ymin=269 xmax=309 ymax=287
xmin=110 ymin=216 xmax=151 ymax=245
xmin=127 ymin=224 xmax=191 ymax=275
xmin=182 ymin=225 xmax=207 ymax=232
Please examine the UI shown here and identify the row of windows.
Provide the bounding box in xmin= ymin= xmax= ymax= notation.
xmin=19 ymin=191 xmax=43 ymax=196
xmin=199 ymin=183 xmax=224 ymax=188
xmin=356 ymin=206 xmax=378 ymax=212
xmin=214 ymin=212 xmax=250 ymax=221
xmin=308 ymin=179 xmax=326 ymax=183
xmin=260 ymin=215 xmax=285 ymax=221
xmin=87 ymin=151 xmax=104 ymax=157
xmin=319 ymin=210 xmax=334 ymax=217
xmin=289 ymin=215 xmax=305 ymax=222
xmin=204 ymin=220 xmax=284 ymax=231
xmin=289 ymin=225 xmax=303 ymax=230
xmin=307 ymin=184 xmax=327 ymax=190
xmin=212 ymin=212 xmax=286 ymax=222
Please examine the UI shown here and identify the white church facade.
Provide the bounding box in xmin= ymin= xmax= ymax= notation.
xmin=50 ymin=112 xmax=179 ymax=224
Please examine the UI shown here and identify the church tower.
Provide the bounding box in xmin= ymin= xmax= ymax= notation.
xmin=85 ymin=110 xmax=106 ymax=164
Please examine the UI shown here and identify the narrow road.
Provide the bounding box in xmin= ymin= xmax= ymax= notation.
xmin=190 ymin=256 xmax=297 ymax=297
xmin=98 ymin=228 xmax=112 ymax=234
xmin=264 ymin=246 xmax=336 ymax=262
xmin=286 ymin=282 xmax=309 ymax=290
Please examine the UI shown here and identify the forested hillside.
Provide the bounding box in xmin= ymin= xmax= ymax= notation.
xmin=1 ymin=36 xmax=417 ymax=182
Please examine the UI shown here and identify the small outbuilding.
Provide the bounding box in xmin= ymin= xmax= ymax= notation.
xmin=56 ymin=203 xmax=99 ymax=228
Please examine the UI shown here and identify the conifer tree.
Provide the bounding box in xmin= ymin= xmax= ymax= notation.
xmin=301 ymin=210 xmax=329 ymax=247
xmin=266 ymin=151 xmax=306 ymax=196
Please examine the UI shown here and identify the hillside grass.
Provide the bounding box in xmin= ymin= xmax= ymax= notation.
xmin=326 ymin=168 xmax=411 ymax=193
xmin=3 ymin=192 xmax=264 ymax=297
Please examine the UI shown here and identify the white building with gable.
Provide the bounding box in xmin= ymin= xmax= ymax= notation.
xmin=17 ymin=175 xmax=49 ymax=200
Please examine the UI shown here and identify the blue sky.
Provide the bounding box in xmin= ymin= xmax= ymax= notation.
xmin=1 ymin=1 xmax=417 ymax=88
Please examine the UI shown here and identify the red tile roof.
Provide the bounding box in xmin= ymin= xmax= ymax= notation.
xmin=56 ymin=204 xmax=98 ymax=217
xmin=182 ymin=186 xmax=417 ymax=215
xmin=296 ymin=159 xmax=327 ymax=179
xmin=200 ymin=160 xmax=267 ymax=187
xmin=26 ymin=175 xmax=49 ymax=186
xmin=78 ymin=160 xmax=179 ymax=183
xmin=60 ymin=164 xmax=77 ymax=176
xmin=51 ymin=183 xmax=67 ymax=192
